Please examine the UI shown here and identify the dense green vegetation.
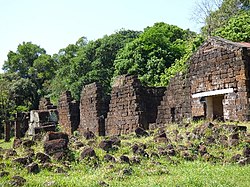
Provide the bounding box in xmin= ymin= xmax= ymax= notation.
xmin=199 ymin=0 xmax=250 ymax=36
xmin=113 ymin=23 xmax=197 ymax=86
xmin=0 ymin=0 xmax=250 ymax=124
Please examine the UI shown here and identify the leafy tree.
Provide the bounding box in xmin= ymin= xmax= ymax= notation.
xmin=50 ymin=30 xmax=140 ymax=102
xmin=3 ymin=42 xmax=56 ymax=109
xmin=9 ymin=78 xmax=38 ymax=110
xmin=159 ymin=35 xmax=204 ymax=86
xmin=0 ymin=75 xmax=13 ymax=124
xmin=214 ymin=10 xmax=250 ymax=41
xmin=114 ymin=22 xmax=196 ymax=86
xmin=25 ymin=54 xmax=57 ymax=98
xmin=3 ymin=42 xmax=46 ymax=78
xmin=192 ymin=0 xmax=250 ymax=36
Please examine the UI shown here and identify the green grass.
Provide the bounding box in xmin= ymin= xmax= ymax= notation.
xmin=1 ymin=160 xmax=248 ymax=187
xmin=0 ymin=121 xmax=250 ymax=187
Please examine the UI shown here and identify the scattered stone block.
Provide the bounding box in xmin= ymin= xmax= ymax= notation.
xmin=13 ymin=138 xmax=22 ymax=149
xmin=99 ymin=140 xmax=113 ymax=152
xmin=44 ymin=139 xmax=68 ymax=155
xmin=36 ymin=152 xmax=51 ymax=163
xmin=0 ymin=171 xmax=9 ymax=177
xmin=9 ymin=175 xmax=26 ymax=186
xmin=135 ymin=127 xmax=149 ymax=137
xmin=80 ymin=147 xmax=96 ymax=159
xmin=27 ymin=162 xmax=39 ymax=174
xmin=12 ymin=156 xmax=32 ymax=167
xmin=104 ymin=154 xmax=116 ymax=163
xmin=120 ymin=155 xmax=130 ymax=164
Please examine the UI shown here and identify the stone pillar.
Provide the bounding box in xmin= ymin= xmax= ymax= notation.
xmin=4 ymin=121 xmax=11 ymax=142
xmin=15 ymin=113 xmax=21 ymax=139
xmin=206 ymin=97 xmax=213 ymax=120
xmin=58 ymin=91 xmax=80 ymax=135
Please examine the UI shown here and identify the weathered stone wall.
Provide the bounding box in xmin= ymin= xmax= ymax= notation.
xmin=189 ymin=37 xmax=250 ymax=121
xmin=143 ymin=87 xmax=166 ymax=124
xmin=78 ymin=83 xmax=109 ymax=136
xmin=105 ymin=75 xmax=165 ymax=136
xmin=39 ymin=98 xmax=57 ymax=110
xmin=15 ymin=112 xmax=30 ymax=138
xmin=156 ymin=73 xmax=191 ymax=126
xmin=53 ymin=37 xmax=250 ymax=136
xmin=58 ymin=91 xmax=80 ymax=135
xmin=27 ymin=110 xmax=58 ymax=135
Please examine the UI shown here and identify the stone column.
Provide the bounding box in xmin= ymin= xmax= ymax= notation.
xmin=15 ymin=113 xmax=21 ymax=139
xmin=4 ymin=121 xmax=11 ymax=142
xmin=206 ymin=97 xmax=213 ymax=120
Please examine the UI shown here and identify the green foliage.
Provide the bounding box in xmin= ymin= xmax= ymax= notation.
xmin=50 ymin=30 xmax=140 ymax=102
xmin=9 ymin=77 xmax=38 ymax=109
xmin=114 ymin=22 xmax=196 ymax=86
xmin=1 ymin=121 xmax=250 ymax=186
xmin=159 ymin=35 xmax=204 ymax=86
xmin=3 ymin=42 xmax=56 ymax=110
xmin=201 ymin=0 xmax=250 ymax=37
xmin=3 ymin=42 xmax=46 ymax=78
xmin=214 ymin=10 xmax=250 ymax=41
xmin=0 ymin=75 xmax=15 ymax=123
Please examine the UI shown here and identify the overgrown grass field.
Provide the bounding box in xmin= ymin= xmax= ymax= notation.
xmin=0 ymin=121 xmax=250 ymax=187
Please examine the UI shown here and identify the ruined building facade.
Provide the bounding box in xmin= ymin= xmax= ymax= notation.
xmin=28 ymin=98 xmax=58 ymax=135
xmin=156 ymin=37 xmax=250 ymax=123
xmin=105 ymin=75 xmax=165 ymax=136
xmin=189 ymin=37 xmax=250 ymax=121
xmin=34 ymin=37 xmax=250 ymax=137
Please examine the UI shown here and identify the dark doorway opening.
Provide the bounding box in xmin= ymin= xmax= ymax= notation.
xmin=171 ymin=108 xmax=176 ymax=123
xmin=212 ymin=95 xmax=224 ymax=120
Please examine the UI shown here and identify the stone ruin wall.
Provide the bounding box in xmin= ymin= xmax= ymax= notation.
xmin=58 ymin=91 xmax=80 ymax=135
xmin=28 ymin=110 xmax=58 ymax=135
xmin=12 ymin=37 xmax=250 ymax=138
xmin=105 ymin=75 xmax=146 ymax=136
xmin=15 ymin=112 xmax=29 ymax=138
xmin=156 ymin=73 xmax=191 ymax=127
xmin=105 ymin=75 xmax=165 ymax=136
xmin=78 ymin=82 xmax=109 ymax=136
xmin=39 ymin=97 xmax=57 ymax=110
xmin=189 ymin=38 xmax=250 ymax=121
xmin=142 ymin=87 xmax=166 ymax=124
xmin=28 ymin=98 xmax=58 ymax=136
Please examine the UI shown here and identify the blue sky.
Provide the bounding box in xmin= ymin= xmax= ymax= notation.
xmin=0 ymin=0 xmax=201 ymax=71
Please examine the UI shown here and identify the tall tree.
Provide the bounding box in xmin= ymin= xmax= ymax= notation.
xmin=3 ymin=42 xmax=46 ymax=78
xmin=214 ymin=10 xmax=250 ymax=41
xmin=0 ymin=75 xmax=14 ymax=124
xmin=192 ymin=0 xmax=250 ymax=36
xmin=114 ymin=22 xmax=196 ymax=86
xmin=50 ymin=30 xmax=140 ymax=102
xmin=3 ymin=42 xmax=56 ymax=109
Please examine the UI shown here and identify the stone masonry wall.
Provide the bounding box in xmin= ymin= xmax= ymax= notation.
xmin=105 ymin=75 xmax=146 ymax=136
xmin=156 ymin=73 xmax=191 ymax=126
xmin=78 ymin=82 xmax=109 ymax=136
xmin=27 ymin=110 xmax=58 ymax=135
xmin=39 ymin=98 xmax=57 ymax=110
xmin=105 ymin=75 xmax=165 ymax=136
xmin=143 ymin=87 xmax=166 ymax=124
xmin=58 ymin=91 xmax=80 ymax=135
xmin=189 ymin=37 xmax=250 ymax=121
xmin=54 ymin=38 xmax=250 ymax=135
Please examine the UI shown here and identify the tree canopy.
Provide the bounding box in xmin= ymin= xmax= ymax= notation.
xmin=2 ymin=42 xmax=56 ymax=110
xmin=114 ymin=22 xmax=196 ymax=86
xmin=214 ymin=10 xmax=250 ymax=41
